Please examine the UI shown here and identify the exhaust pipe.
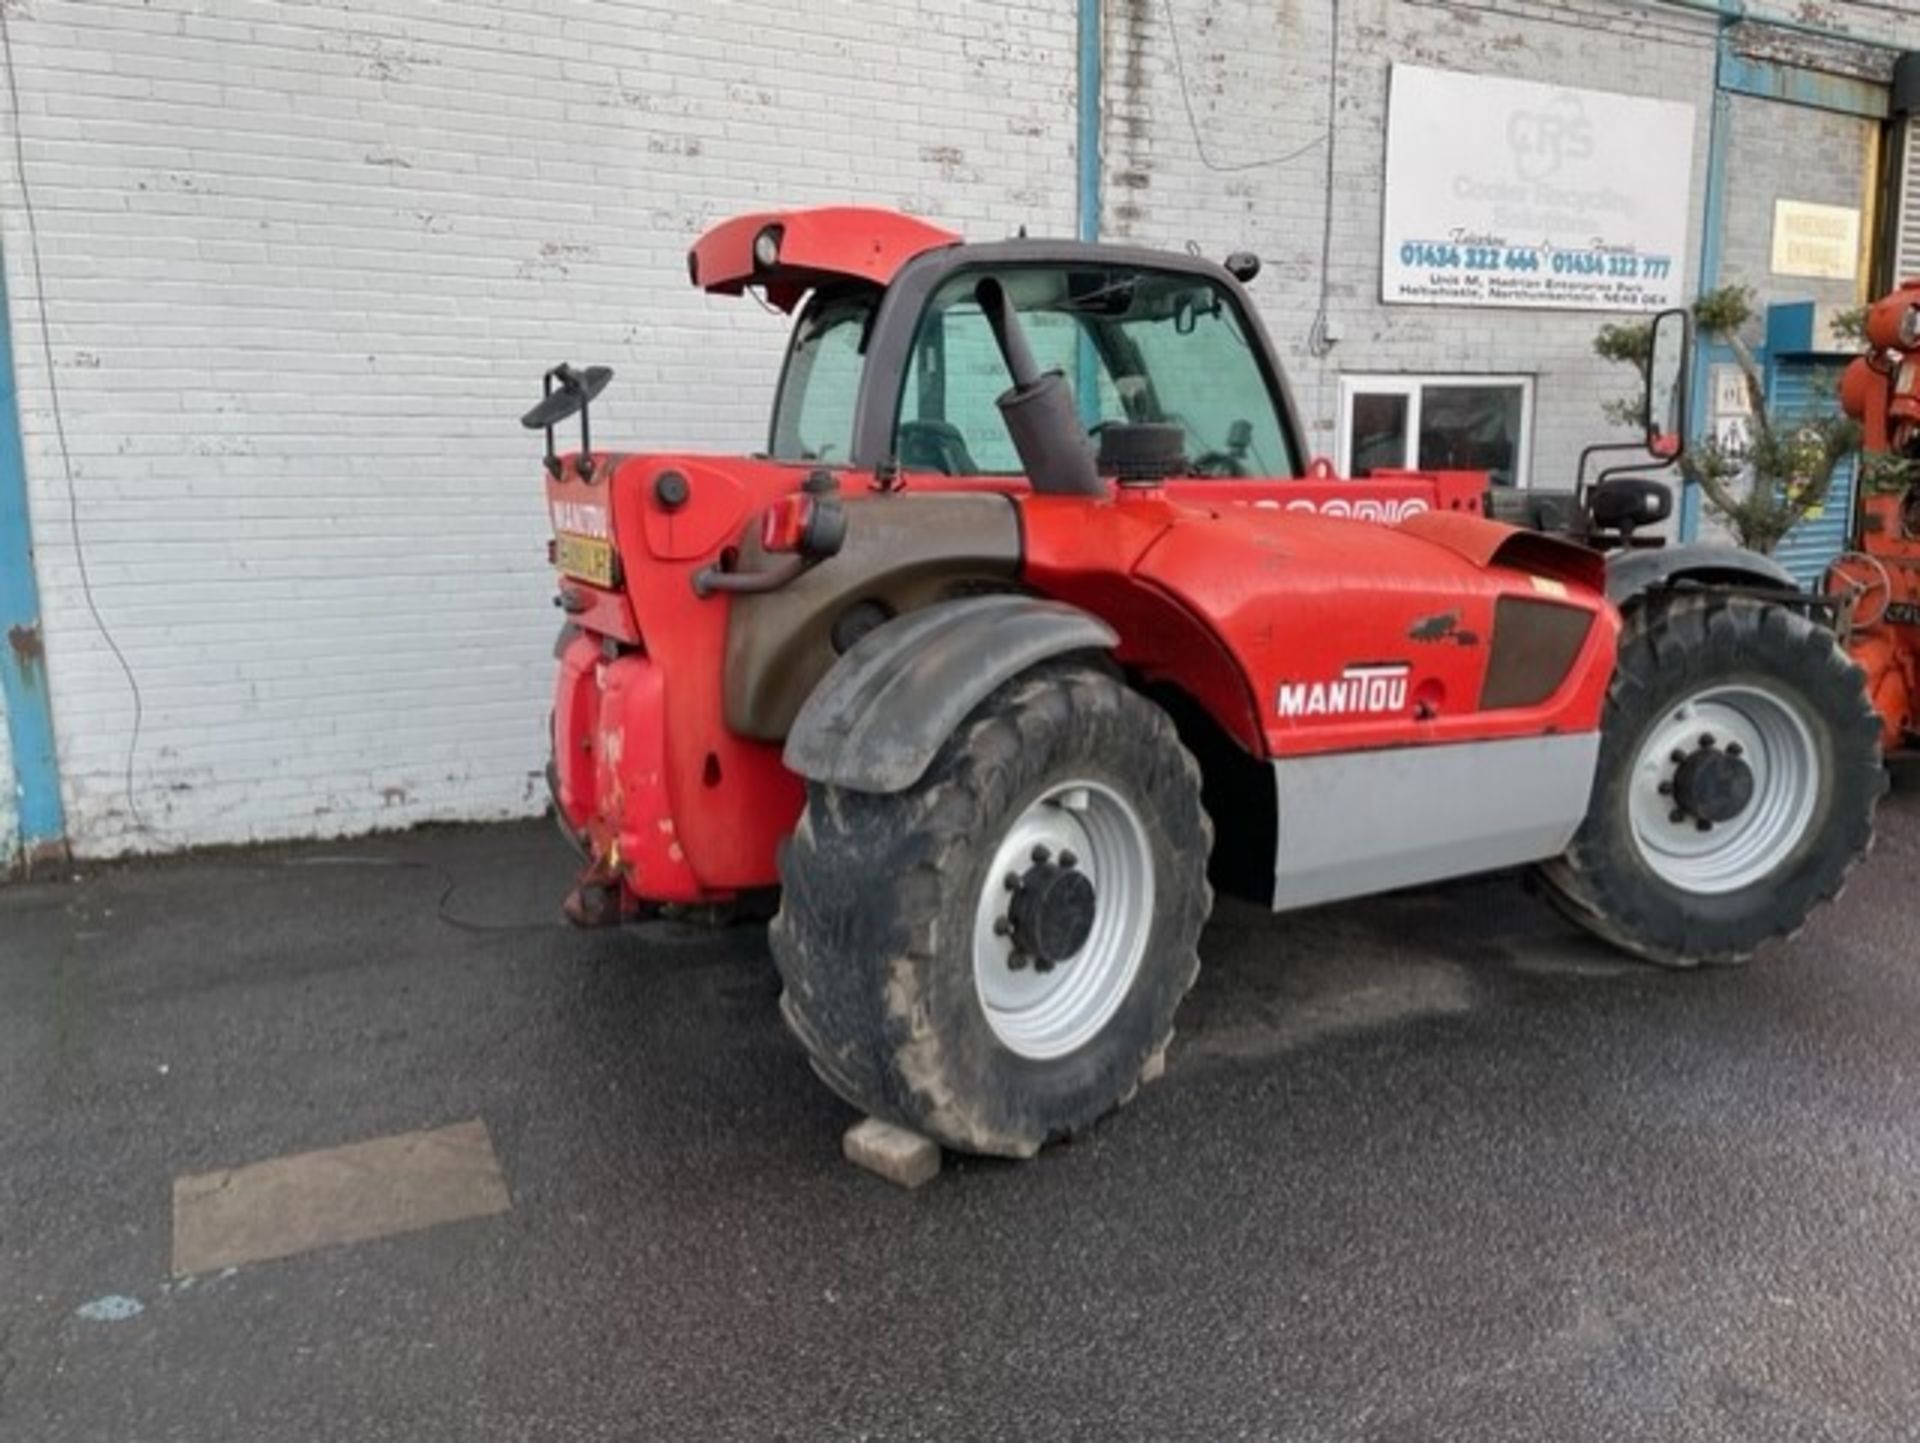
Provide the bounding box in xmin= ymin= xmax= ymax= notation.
xmin=974 ymin=278 xmax=1104 ymax=497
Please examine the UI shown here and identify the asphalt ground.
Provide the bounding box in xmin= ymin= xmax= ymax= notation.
xmin=3 ymin=765 xmax=1919 ymax=1441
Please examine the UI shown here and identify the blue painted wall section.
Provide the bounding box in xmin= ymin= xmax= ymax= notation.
xmin=0 ymin=244 xmax=67 ymax=855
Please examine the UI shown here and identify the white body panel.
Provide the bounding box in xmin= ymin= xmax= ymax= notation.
xmin=1272 ymin=734 xmax=1601 ymax=911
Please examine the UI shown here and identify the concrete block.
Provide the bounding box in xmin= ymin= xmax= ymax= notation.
xmin=843 ymin=1117 xmax=941 ymax=1189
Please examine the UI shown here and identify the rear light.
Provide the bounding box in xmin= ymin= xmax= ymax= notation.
xmin=753 ymin=224 xmax=783 ymax=270
xmin=759 ymin=494 xmax=847 ymax=558
xmin=760 ymin=494 xmax=815 ymax=553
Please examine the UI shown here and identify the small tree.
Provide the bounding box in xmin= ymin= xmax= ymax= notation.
xmin=1594 ymin=285 xmax=1860 ymax=554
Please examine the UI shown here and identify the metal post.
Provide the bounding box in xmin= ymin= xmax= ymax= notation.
xmin=1075 ymin=0 xmax=1102 ymax=423
xmin=0 ymin=244 xmax=66 ymax=862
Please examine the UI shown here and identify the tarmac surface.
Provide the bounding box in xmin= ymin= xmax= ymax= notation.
xmin=3 ymin=765 xmax=1919 ymax=1441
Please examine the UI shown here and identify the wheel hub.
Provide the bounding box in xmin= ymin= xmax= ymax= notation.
xmin=1667 ymin=736 xmax=1754 ymax=827
xmin=971 ymin=780 xmax=1156 ymax=1061
xmin=1627 ymin=684 xmax=1821 ymax=896
xmin=1001 ymin=847 xmax=1097 ymax=972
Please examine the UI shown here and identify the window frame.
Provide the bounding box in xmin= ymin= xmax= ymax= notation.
xmin=1335 ymin=373 xmax=1537 ymax=489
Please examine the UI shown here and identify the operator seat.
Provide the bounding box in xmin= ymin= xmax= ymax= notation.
xmin=897 ymin=419 xmax=978 ymax=476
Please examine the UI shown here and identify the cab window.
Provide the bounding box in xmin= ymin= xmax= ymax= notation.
xmin=894 ymin=265 xmax=1296 ymax=478
xmin=769 ymin=286 xmax=877 ymax=463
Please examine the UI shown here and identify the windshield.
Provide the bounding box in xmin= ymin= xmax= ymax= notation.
xmin=896 ymin=265 xmax=1297 ymax=478
xmin=768 ymin=287 xmax=878 ymax=463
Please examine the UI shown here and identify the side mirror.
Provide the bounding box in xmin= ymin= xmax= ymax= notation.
xmin=1644 ymin=307 xmax=1691 ymax=460
xmin=1588 ymin=476 xmax=1674 ymax=536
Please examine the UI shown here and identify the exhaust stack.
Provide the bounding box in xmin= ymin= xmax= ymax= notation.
xmin=974 ymin=278 xmax=1104 ymax=497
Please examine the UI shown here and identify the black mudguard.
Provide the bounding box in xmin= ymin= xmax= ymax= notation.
xmin=782 ymin=595 xmax=1118 ymax=794
xmin=1606 ymin=543 xmax=1799 ymax=608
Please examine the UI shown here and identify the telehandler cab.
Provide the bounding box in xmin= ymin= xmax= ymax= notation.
xmin=528 ymin=207 xmax=1882 ymax=1157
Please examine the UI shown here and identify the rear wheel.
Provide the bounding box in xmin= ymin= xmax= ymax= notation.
xmin=1538 ymin=595 xmax=1883 ymax=966
xmin=770 ymin=662 xmax=1212 ymax=1157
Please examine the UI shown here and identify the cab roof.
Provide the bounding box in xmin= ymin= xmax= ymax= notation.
xmin=687 ymin=207 xmax=961 ymax=312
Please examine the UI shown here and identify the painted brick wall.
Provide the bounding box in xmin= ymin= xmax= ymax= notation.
xmin=0 ymin=0 xmax=1078 ymax=855
xmin=1721 ymin=92 xmax=1876 ymax=307
xmin=1101 ymin=0 xmax=1724 ymax=490
xmin=1 ymin=0 xmax=1904 ymax=857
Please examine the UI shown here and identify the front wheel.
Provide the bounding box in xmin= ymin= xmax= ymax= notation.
xmin=770 ymin=663 xmax=1213 ymax=1157
xmin=1537 ymin=595 xmax=1884 ymax=966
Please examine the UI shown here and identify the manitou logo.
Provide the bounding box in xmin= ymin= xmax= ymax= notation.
xmin=1276 ymin=664 xmax=1411 ymax=720
xmin=550 ymin=500 xmax=610 ymax=539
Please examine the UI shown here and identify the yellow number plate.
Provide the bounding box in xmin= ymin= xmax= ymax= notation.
xmin=554 ymin=532 xmax=614 ymax=587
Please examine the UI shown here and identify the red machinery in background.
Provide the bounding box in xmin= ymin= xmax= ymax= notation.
xmin=1834 ymin=282 xmax=1920 ymax=754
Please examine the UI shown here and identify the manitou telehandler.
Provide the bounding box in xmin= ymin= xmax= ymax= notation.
xmin=1832 ymin=279 xmax=1920 ymax=755
xmin=526 ymin=207 xmax=1882 ymax=1157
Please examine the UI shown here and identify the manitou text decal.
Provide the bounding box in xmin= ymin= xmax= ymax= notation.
xmin=550 ymin=500 xmax=610 ymax=540
xmin=1276 ymin=664 xmax=1411 ymax=720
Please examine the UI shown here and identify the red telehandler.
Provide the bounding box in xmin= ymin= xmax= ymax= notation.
xmin=527 ymin=208 xmax=1882 ymax=1156
xmin=1832 ymin=281 xmax=1920 ymax=754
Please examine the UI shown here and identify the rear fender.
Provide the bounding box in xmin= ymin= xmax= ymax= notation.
xmin=783 ymin=595 xmax=1118 ymax=793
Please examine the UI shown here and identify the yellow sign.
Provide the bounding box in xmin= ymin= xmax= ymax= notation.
xmin=1770 ymin=200 xmax=1859 ymax=281
xmin=554 ymin=532 xmax=615 ymax=587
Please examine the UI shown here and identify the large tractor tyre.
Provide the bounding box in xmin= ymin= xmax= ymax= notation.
xmin=1537 ymin=594 xmax=1883 ymax=968
xmin=770 ymin=662 xmax=1213 ymax=1158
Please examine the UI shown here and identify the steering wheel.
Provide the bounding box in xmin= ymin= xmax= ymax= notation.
xmin=1188 ymin=450 xmax=1246 ymax=479
xmin=897 ymin=419 xmax=977 ymax=477
xmin=1824 ymin=550 xmax=1895 ymax=631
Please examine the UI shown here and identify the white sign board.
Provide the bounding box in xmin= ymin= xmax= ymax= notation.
xmin=1382 ymin=65 xmax=1694 ymax=311
xmin=1770 ymin=199 xmax=1859 ymax=280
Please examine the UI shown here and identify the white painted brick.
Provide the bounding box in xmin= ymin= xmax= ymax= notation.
xmin=1 ymin=0 xmax=1080 ymax=857
xmin=0 ymin=0 xmax=1896 ymax=860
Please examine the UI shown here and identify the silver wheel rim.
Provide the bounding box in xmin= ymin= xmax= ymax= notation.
xmin=1627 ymin=682 xmax=1821 ymax=895
xmin=971 ymin=779 xmax=1156 ymax=1061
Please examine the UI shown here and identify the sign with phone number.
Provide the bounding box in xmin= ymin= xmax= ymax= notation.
xmin=1383 ymin=66 xmax=1694 ymax=311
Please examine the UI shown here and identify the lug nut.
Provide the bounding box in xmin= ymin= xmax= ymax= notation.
xmin=1726 ymin=742 xmax=1744 ymax=758
xmin=1657 ymin=781 xmax=1673 ymax=796
xmin=1059 ymin=849 xmax=1078 ymax=870
xmin=993 ymin=916 xmax=1012 ymax=937
xmin=1699 ymin=733 xmax=1716 ymax=749
xmin=1031 ymin=844 xmax=1052 ymax=865
xmin=1671 ymin=749 xmax=1689 ymax=765
xmin=1669 ymin=808 xmax=1688 ymax=825
xmin=1007 ymin=950 xmax=1030 ymax=972
xmin=1695 ymin=819 xmax=1714 ymax=833
xmin=1004 ymin=872 xmax=1021 ymax=893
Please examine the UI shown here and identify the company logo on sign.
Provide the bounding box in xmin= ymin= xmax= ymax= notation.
xmin=550 ymin=500 xmax=610 ymax=539
xmin=1276 ymin=664 xmax=1411 ymax=720
xmin=1505 ymin=93 xmax=1593 ymax=183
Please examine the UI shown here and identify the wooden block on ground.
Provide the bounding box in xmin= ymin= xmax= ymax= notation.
xmin=843 ymin=1117 xmax=941 ymax=1189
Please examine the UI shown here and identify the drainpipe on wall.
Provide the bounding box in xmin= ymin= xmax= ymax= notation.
xmin=0 ymin=246 xmax=66 ymax=869
xmin=1681 ymin=8 xmax=1740 ymax=542
xmin=1075 ymin=0 xmax=1102 ymax=421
